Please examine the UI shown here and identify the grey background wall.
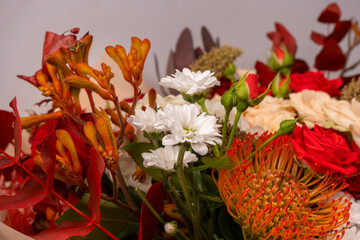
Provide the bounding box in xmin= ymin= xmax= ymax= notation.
xmin=1 ymin=0 xmax=359 ymax=115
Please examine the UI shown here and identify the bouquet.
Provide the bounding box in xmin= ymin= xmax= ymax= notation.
xmin=1 ymin=3 xmax=360 ymax=240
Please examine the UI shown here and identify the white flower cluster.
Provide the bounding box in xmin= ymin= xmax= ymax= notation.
xmin=159 ymin=68 xmax=220 ymax=95
xmin=127 ymin=68 xmax=223 ymax=171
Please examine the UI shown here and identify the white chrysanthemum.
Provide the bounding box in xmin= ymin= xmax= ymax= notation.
xmin=159 ymin=68 xmax=220 ymax=95
xmin=127 ymin=107 xmax=165 ymax=133
xmin=159 ymin=104 xmax=222 ymax=155
xmin=142 ymin=145 xmax=197 ymax=171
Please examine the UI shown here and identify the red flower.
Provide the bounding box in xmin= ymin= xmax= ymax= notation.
xmin=289 ymin=71 xmax=343 ymax=97
xmin=290 ymin=125 xmax=358 ymax=176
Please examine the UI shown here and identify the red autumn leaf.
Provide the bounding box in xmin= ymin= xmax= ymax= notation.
xmin=255 ymin=61 xmax=276 ymax=88
xmin=17 ymin=71 xmax=41 ymax=87
xmin=35 ymin=221 xmax=95 ymax=240
xmin=267 ymin=23 xmax=297 ymax=57
xmin=10 ymin=97 xmax=22 ymax=164
xmin=0 ymin=156 xmax=13 ymax=169
xmin=18 ymin=30 xmax=78 ymax=87
xmin=139 ymin=181 xmax=166 ymax=240
xmin=0 ymin=110 xmax=15 ymax=151
xmin=311 ymin=32 xmax=326 ymax=45
xmin=318 ymin=3 xmax=341 ymax=23
xmin=4 ymin=207 xmax=37 ymax=235
xmin=275 ymin=23 xmax=297 ymax=56
xmin=0 ymin=131 xmax=55 ymax=210
xmin=34 ymin=147 xmax=104 ymax=240
xmin=291 ymin=59 xmax=309 ymax=74
xmin=86 ymin=147 xmax=104 ymax=221
xmin=314 ymin=39 xmax=346 ymax=71
xmin=326 ymin=20 xmax=352 ymax=43
xmin=174 ymin=28 xmax=196 ymax=70
xmin=0 ymin=179 xmax=47 ymax=210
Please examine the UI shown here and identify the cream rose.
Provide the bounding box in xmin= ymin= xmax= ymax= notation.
xmin=289 ymin=90 xmax=332 ymax=128
xmin=322 ymin=98 xmax=360 ymax=131
xmin=243 ymin=95 xmax=296 ymax=132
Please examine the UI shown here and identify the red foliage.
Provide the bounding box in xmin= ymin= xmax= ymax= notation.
xmin=267 ymin=22 xmax=297 ymax=57
xmin=255 ymin=61 xmax=276 ymax=88
xmin=313 ymin=3 xmax=351 ymax=71
xmin=4 ymin=208 xmax=37 ymax=235
xmin=17 ymin=29 xmax=79 ymax=87
xmin=0 ymin=110 xmax=15 ymax=150
xmin=139 ymin=182 xmax=166 ymax=240
xmin=318 ymin=3 xmax=341 ymax=23
xmin=34 ymin=147 xmax=105 ymax=239
xmin=314 ymin=39 xmax=346 ymax=71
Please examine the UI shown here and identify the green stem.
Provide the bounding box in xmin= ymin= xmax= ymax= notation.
xmin=176 ymin=145 xmax=202 ymax=240
xmin=246 ymin=133 xmax=279 ymax=160
xmin=116 ymin=165 xmax=138 ymax=212
xmin=226 ymin=110 xmax=242 ymax=150
xmin=135 ymin=187 xmax=190 ymax=240
xmin=197 ymin=97 xmax=208 ymax=114
xmin=221 ymin=109 xmax=231 ymax=155
xmin=176 ymin=146 xmax=192 ymax=211
xmin=135 ymin=187 xmax=165 ymax=225
xmin=151 ymin=138 xmax=160 ymax=148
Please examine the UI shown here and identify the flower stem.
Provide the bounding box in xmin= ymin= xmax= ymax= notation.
xmin=221 ymin=109 xmax=231 ymax=154
xmin=197 ymin=97 xmax=208 ymax=114
xmin=116 ymin=165 xmax=138 ymax=213
xmin=226 ymin=109 xmax=242 ymax=150
xmin=246 ymin=133 xmax=278 ymax=160
xmin=176 ymin=146 xmax=192 ymax=211
xmin=135 ymin=187 xmax=190 ymax=240
xmin=176 ymin=145 xmax=201 ymax=240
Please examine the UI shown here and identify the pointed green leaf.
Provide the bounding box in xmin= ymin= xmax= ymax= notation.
xmin=201 ymin=155 xmax=235 ymax=170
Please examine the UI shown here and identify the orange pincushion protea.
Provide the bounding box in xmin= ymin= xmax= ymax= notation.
xmin=216 ymin=133 xmax=351 ymax=240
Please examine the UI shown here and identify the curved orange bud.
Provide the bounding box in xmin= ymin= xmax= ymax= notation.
xmin=64 ymin=75 xmax=113 ymax=101
xmin=105 ymin=108 xmax=120 ymax=127
xmin=21 ymin=111 xmax=63 ymax=129
xmin=84 ymin=121 xmax=101 ymax=149
xmin=119 ymin=101 xmax=131 ymax=114
xmin=148 ymin=88 xmax=157 ymax=108
xmin=56 ymin=129 xmax=82 ymax=177
xmin=95 ymin=117 xmax=114 ymax=155
xmin=124 ymin=123 xmax=135 ymax=141
xmin=45 ymin=54 xmax=73 ymax=76
xmin=36 ymin=71 xmax=50 ymax=87
xmin=105 ymin=45 xmax=132 ymax=82
xmin=82 ymin=35 xmax=93 ymax=64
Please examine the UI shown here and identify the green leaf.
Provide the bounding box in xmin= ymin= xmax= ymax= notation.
xmin=248 ymin=80 xmax=272 ymax=107
xmin=200 ymin=194 xmax=223 ymax=203
xmin=122 ymin=142 xmax=168 ymax=181
xmin=201 ymin=155 xmax=235 ymax=170
xmin=218 ymin=207 xmax=244 ymax=240
xmin=56 ymin=194 xmax=138 ymax=240
xmin=185 ymin=165 xmax=209 ymax=172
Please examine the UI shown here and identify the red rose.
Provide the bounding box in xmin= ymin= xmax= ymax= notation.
xmin=290 ymin=125 xmax=358 ymax=176
xmin=289 ymin=71 xmax=342 ymax=97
